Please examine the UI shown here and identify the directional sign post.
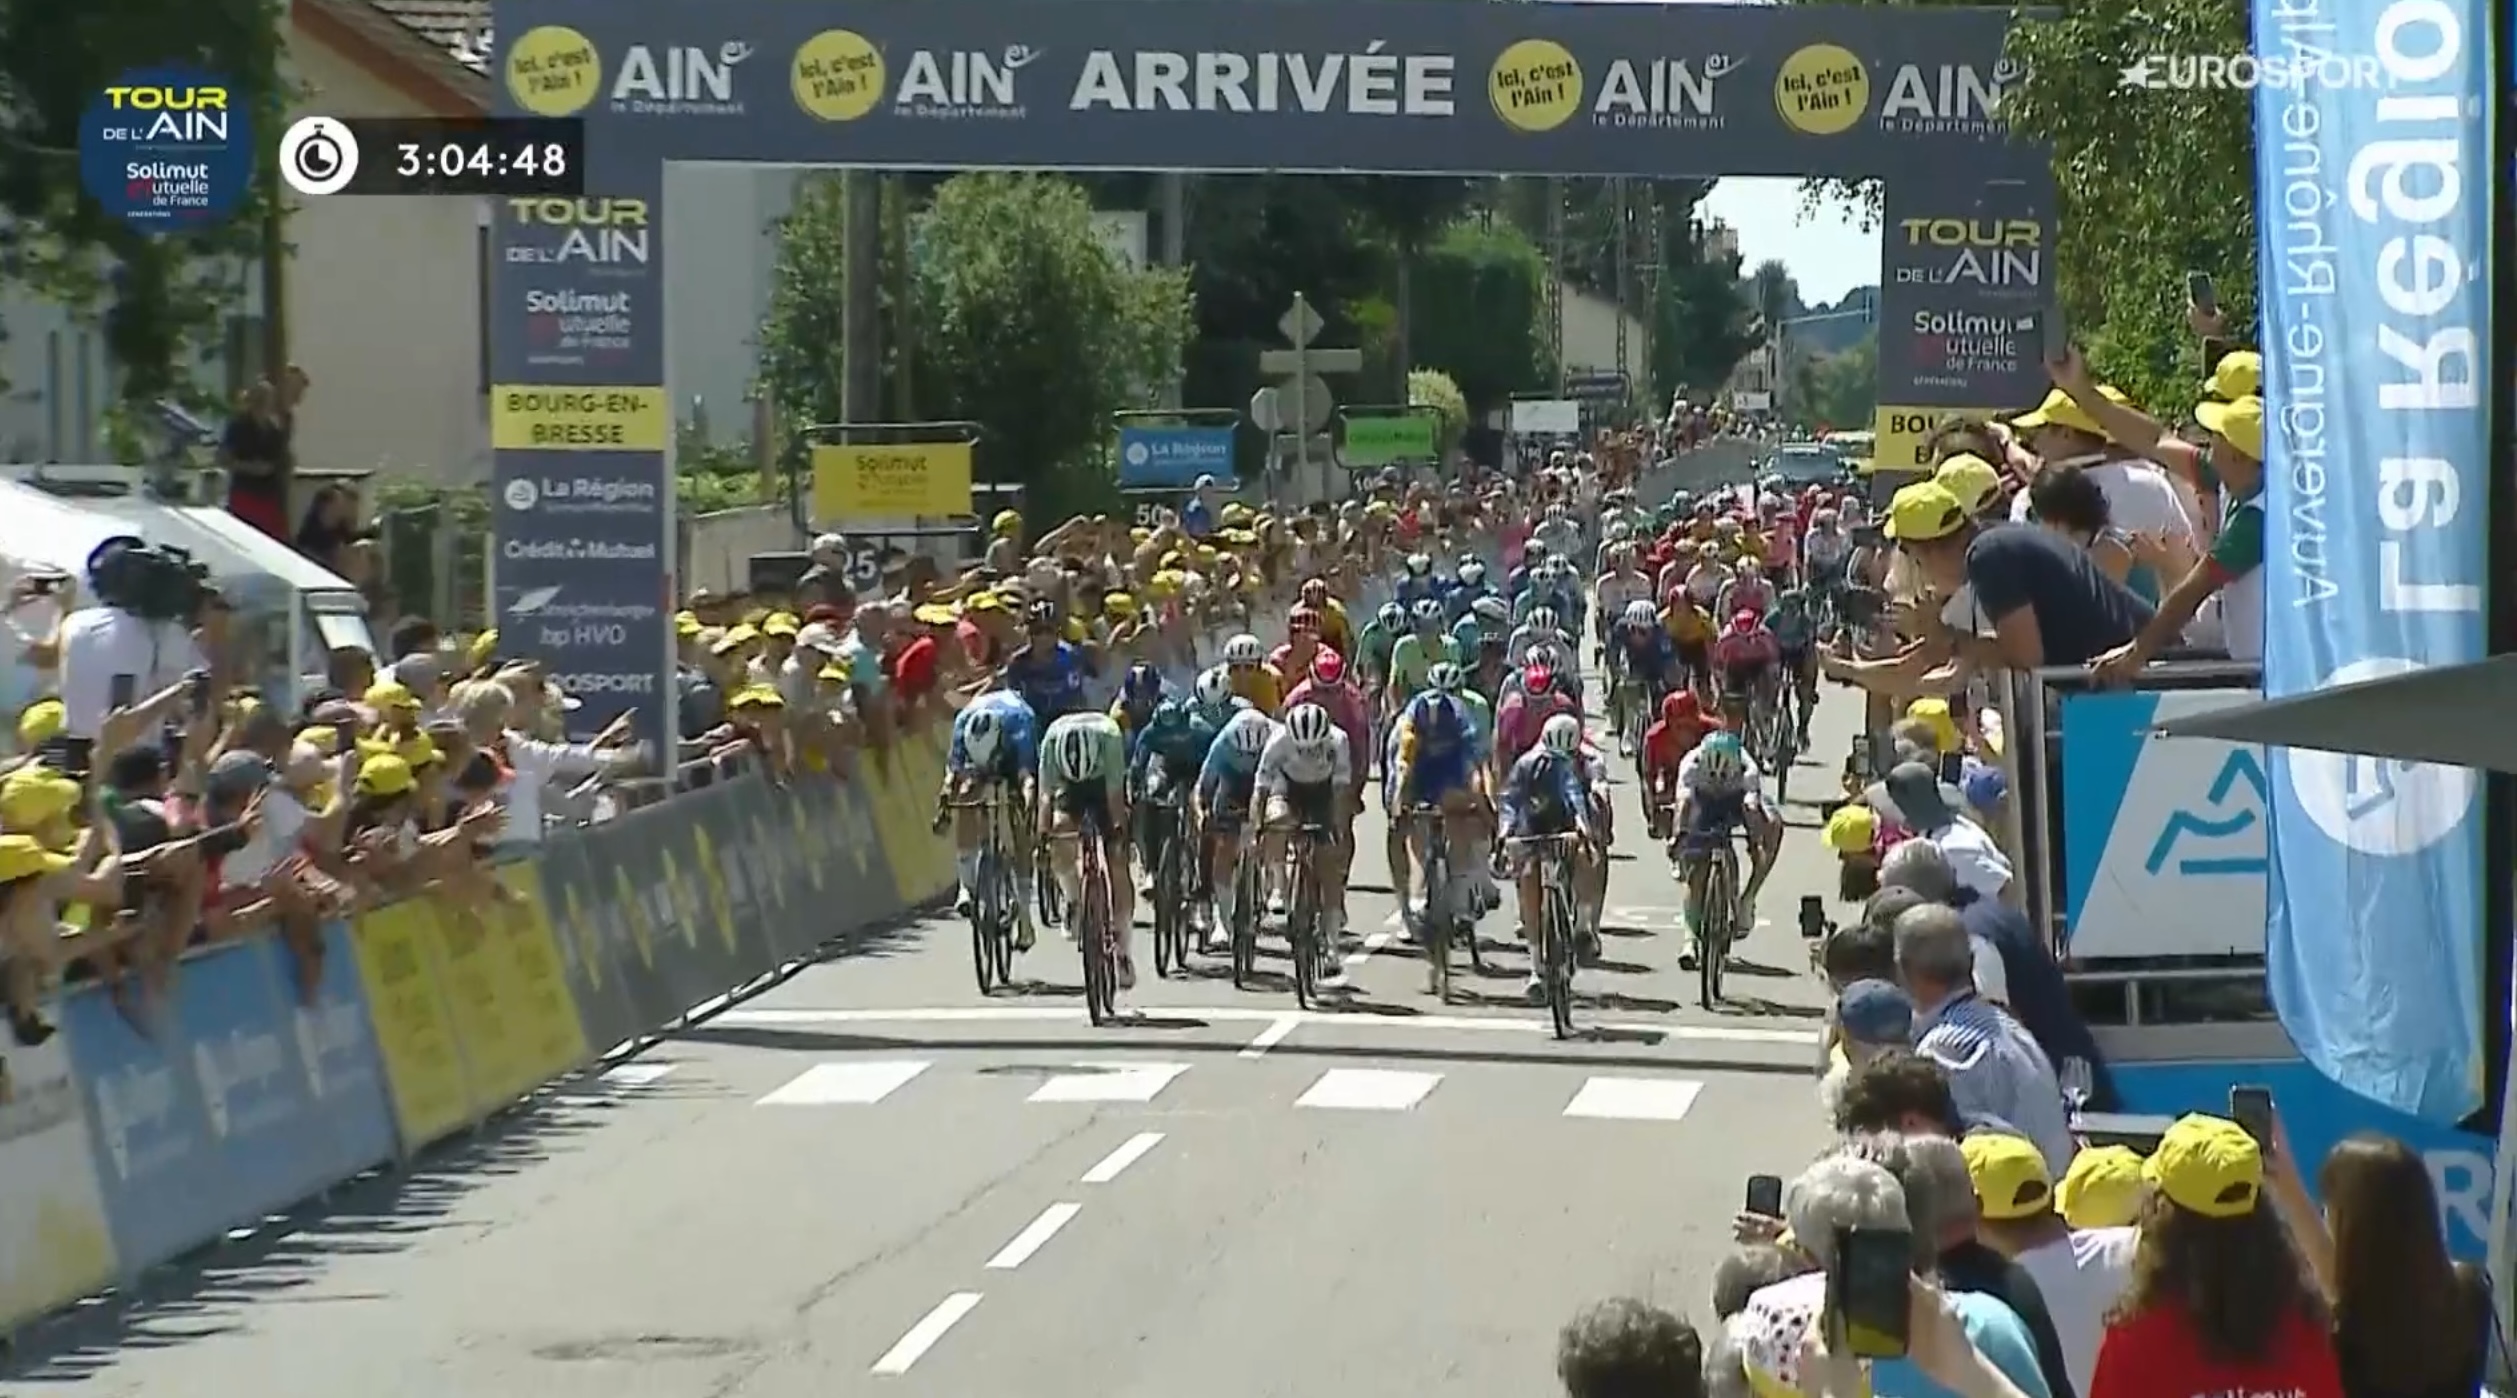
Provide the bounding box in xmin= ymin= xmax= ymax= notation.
xmin=1256 ymin=292 xmax=1363 ymax=498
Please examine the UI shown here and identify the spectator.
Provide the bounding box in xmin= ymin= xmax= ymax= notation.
xmin=1556 ymin=1297 xmax=1704 ymax=1398
xmin=1878 ymin=480 xmax=2152 ymax=670
xmin=2088 ymin=393 xmax=2269 ymax=681
xmin=1963 ymin=1132 xmax=2133 ymax=1397
xmin=1822 ymin=977 xmax=1916 ymax=1116
xmin=294 ymin=482 xmax=377 ymax=587
xmin=1712 ymin=1244 xmax=1812 ymax=1322
xmin=2086 ymin=1115 xmax=2340 ymax=1398
xmin=1870 ymin=860 xmax=2006 ymax=1009
xmin=838 ymin=600 xmax=896 ymax=755
xmin=220 ymin=372 xmax=299 ymax=540
xmin=1870 ymin=763 xmax=2012 ymax=904
xmin=2278 ymin=1131 xmax=2490 ymax=1398
xmin=451 ymin=678 xmax=641 ymax=851
xmin=2053 ymin=1147 xmax=2143 ymax=1231
xmin=1894 ymin=903 xmax=2075 ymax=1173
xmin=1880 ymin=839 xmax=2110 ymax=1109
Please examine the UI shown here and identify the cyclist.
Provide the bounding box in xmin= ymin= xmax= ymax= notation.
xmin=1593 ymin=544 xmax=1654 ymax=671
xmin=1570 ymin=720 xmax=1615 ymax=955
xmin=1504 ymin=538 xmax=1550 ymax=602
xmin=1450 ymin=594 xmax=1500 ymax=655
xmin=1386 ymin=600 xmax=1460 ymax=715
xmin=1111 ymin=661 xmax=1167 ymax=741
xmin=1221 ymin=632 xmax=1284 ymax=715
xmin=1129 ymin=686 xmax=1229 ymax=942
xmin=1500 ymin=713 xmax=1600 ymax=1000
xmin=1037 ymin=707 xmax=1136 ymax=988
xmin=1256 ymin=702 xmax=1359 ymax=987
xmin=1716 ymin=558 xmax=1776 ymax=621
xmin=1196 ymin=706 xmax=1277 ymax=945
xmin=1670 ymin=730 xmax=1777 ymax=972
xmin=1394 ymin=552 xmax=1444 ymax=612
xmin=1513 ymin=560 xmax=1583 ymax=628
xmin=1640 ymin=688 xmax=1716 ymax=842
xmin=1497 ymin=662 xmax=1578 ymax=769
xmin=1766 ymin=578 xmax=1820 ymax=746
xmin=1710 ymin=609 xmax=1781 ymax=730
xmin=1188 ymin=664 xmax=1251 ymax=731
xmin=1682 ymin=543 xmax=1733 ymax=614
xmin=1355 ymin=602 xmax=1405 ymax=700
xmin=1297 ymin=577 xmax=1354 ymax=656
xmin=1003 ymin=598 xmax=1092 ymax=720
xmin=1802 ymin=507 xmax=1851 ymax=592
xmin=1609 ymin=597 xmax=1676 ymax=737
xmin=1283 ymin=648 xmax=1372 ymax=794
xmin=1271 ymin=607 xmax=1323 ymax=686
xmin=1532 ymin=501 xmax=1583 ymax=562
xmin=1467 ymin=632 xmax=1511 ymax=707
xmin=1447 ymin=558 xmax=1496 ymax=622
xmin=943 ymin=688 xmax=1042 ymax=950
xmin=1386 ymin=663 xmax=1492 ymax=936
xmin=1503 ymin=610 xmax=1582 ymax=709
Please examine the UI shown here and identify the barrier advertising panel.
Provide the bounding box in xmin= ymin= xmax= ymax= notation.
xmin=0 ymin=1038 xmax=118 ymax=1329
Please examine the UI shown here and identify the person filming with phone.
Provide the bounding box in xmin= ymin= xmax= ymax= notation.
xmin=57 ymin=537 xmax=216 ymax=779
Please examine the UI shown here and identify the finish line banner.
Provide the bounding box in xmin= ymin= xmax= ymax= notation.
xmin=2248 ymin=0 xmax=2489 ymax=1124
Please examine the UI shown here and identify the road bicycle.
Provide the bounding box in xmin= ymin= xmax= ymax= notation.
xmin=1216 ymin=803 xmax=1263 ymax=990
xmin=1143 ymin=785 xmax=1194 ymax=979
xmin=1409 ymin=803 xmax=1485 ymax=1001
xmin=1685 ymin=828 xmax=1749 ymax=1009
xmin=948 ymin=789 xmax=1021 ymax=994
xmin=1075 ymin=815 xmax=1123 ymax=1026
xmin=1283 ymin=815 xmax=1336 ymax=1010
xmin=1508 ymin=831 xmax=1584 ymax=1040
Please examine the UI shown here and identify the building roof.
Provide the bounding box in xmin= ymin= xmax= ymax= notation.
xmin=370 ymin=0 xmax=492 ymax=70
xmin=292 ymin=0 xmax=491 ymax=114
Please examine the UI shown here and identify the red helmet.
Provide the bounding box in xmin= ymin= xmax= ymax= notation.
xmin=1729 ymin=610 xmax=1759 ymax=635
xmin=1313 ymin=648 xmax=1345 ymax=684
xmin=1288 ymin=606 xmax=1321 ymax=635
xmin=1523 ymin=664 xmax=1557 ymax=695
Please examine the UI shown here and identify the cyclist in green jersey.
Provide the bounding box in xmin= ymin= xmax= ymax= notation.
xmin=1356 ymin=602 xmax=1403 ymax=690
xmin=1385 ymin=600 xmax=1461 ymax=714
xmin=1038 ymin=710 xmax=1136 ymax=988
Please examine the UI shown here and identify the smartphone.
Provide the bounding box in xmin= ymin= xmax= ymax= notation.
xmin=2229 ymin=1084 xmax=2275 ymax=1147
xmin=1827 ymin=1225 xmax=1914 ymax=1359
xmin=184 ymin=669 xmax=212 ymax=719
xmin=1745 ymin=1174 xmax=1785 ymax=1217
xmin=108 ymin=673 xmax=138 ymax=713
xmin=2040 ymin=303 xmax=2070 ymax=363
xmin=2187 ymin=270 xmax=2219 ymax=316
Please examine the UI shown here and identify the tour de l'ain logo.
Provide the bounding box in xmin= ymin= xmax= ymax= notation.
xmin=1773 ymin=43 xmax=1869 ymax=135
xmin=77 ymin=66 xmax=255 ymax=228
xmin=1488 ymin=39 xmax=1584 ymax=132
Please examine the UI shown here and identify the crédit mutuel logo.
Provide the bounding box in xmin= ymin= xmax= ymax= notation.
xmin=2119 ymin=50 xmax=2391 ymax=91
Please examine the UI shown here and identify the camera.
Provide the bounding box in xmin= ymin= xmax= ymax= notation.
xmin=87 ymin=536 xmax=212 ymax=623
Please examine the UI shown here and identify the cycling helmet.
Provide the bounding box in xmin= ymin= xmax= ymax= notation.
xmin=1528 ymin=606 xmax=1560 ymax=635
xmin=1730 ymin=610 xmax=1759 ymax=635
xmin=1405 ymin=552 xmax=1433 ymax=576
xmin=1428 ymin=661 xmax=1465 ymax=693
xmin=963 ymin=707 xmax=1002 ymax=762
xmin=1300 ymin=578 xmax=1329 ymax=606
xmin=1472 ymin=596 xmax=1510 ymax=623
xmin=1607 ymin=544 xmax=1634 ymax=569
xmin=1698 ymin=731 xmax=1746 ymax=782
xmin=1541 ymin=713 xmax=1582 ymax=755
xmin=1194 ymin=665 xmax=1235 ymax=707
xmin=1523 ymin=664 xmax=1557 ymax=696
xmin=1230 ymin=713 xmax=1273 ymax=755
xmin=1024 ymin=598 xmax=1061 ymax=631
xmin=1122 ymin=663 xmax=1163 ymax=703
xmin=1378 ymin=602 xmax=1407 ymax=632
xmin=1525 ymin=540 xmax=1550 ymax=562
xmin=1313 ymin=648 xmax=1346 ymax=684
xmin=1623 ymin=599 xmax=1658 ymax=627
xmin=1813 ymin=509 xmax=1837 ymax=527
xmin=1055 ymin=724 xmax=1097 ymax=777
xmin=1224 ymin=633 xmax=1264 ymax=664
xmin=1458 ymin=560 xmax=1486 ymax=585
xmin=1607 ymin=520 xmax=1633 ymax=543
xmin=1285 ymin=703 xmax=1336 ymax=749
xmin=1288 ymin=606 xmax=1322 ymax=635
xmin=1412 ymin=599 xmax=1444 ymax=626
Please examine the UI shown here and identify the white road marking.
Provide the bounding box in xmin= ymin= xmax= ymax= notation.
xmin=1028 ymin=1060 xmax=1190 ymax=1103
xmin=1080 ymin=1131 xmax=1165 ymax=1183
xmin=717 ymin=1005 xmax=1817 ymax=1045
xmin=755 ymin=1060 xmax=930 ymax=1106
xmin=870 ymin=1291 xmax=982 ymax=1375
xmin=985 ymin=1202 xmax=1082 ymax=1269
xmin=1563 ymin=1076 xmax=1706 ymax=1122
xmin=600 ymin=1062 xmax=676 ymax=1089
xmin=1296 ymin=1067 xmax=1443 ymax=1111
xmin=1239 ymin=1014 xmax=1300 ymax=1059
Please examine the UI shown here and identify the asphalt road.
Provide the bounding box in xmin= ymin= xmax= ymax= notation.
xmin=5 ymin=671 xmax=1858 ymax=1398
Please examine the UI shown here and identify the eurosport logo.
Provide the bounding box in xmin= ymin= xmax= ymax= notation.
xmin=502 ymin=475 xmax=661 ymax=513
xmin=501 ymin=538 xmax=660 ymax=562
xmin=2118 ymin=52 xmax=2392 ymax=91
xmin=554 ymin=671 xmax=659 ymax=696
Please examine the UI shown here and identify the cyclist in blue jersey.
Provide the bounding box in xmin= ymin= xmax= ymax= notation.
xmin=1446 ymin=558 xmax=1496 ymax=622
xmin=1765 ymin=581 xmax=1820 ymax=746
xmin=1500 ymin=714 xmax=1599 ymax=999
xmin=1394 ymin=552 xmax=1446 ymax=613
xmin=1505 ymin=539 xmax=1549 ymax=603
xmin=941 ymin=688 xmax=1042 ymax=949
xmin=1129 ymin=687 xmax=1228 ymax=941
xmin=1386 ymin=671 xmax=1493 ymax=938
xmin=1002 ymin=597 xmax=1090 ymax=720
xmin=1111 ymin=661 xmax=1167 ymax=750
xmin=1195 ymin=708 xmax=1279 ymax=942
xmin=1186 ymin=664 xmax=1251 ymax=731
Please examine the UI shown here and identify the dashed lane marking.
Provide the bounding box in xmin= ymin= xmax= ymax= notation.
xmin=715 ymin=1005 xmax=1817 ymax=1045
xmin=756 ymin=1060 xmax=931 ymax=1105
xmin=1296 ymin=1067 xmax=1444 ymax=1111
xmin=870 ymin=1292 xmax=982 ymax=1375
xmin=1027 ymin=1061 xmax=1192 ymax=1103
xmin=1562 ymin=1076 xmax=1706 ymax=1121
xmin=1080 ymin=1131 xmax=1165 ymax=1183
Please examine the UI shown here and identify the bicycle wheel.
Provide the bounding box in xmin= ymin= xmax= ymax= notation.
xmin=1545 ymin=869 xmax=1577 ymax=1040
xmin=1151 ymin=819 xmax=1183 ymax=979
xmin=1081 ymin=835 xmax=1117 ymax=1026
xmin=1700 ymin=850 xmax=1733 ymax=1008
xmin=1229 ymin=857 xmax=1259 ymax=989
xmin=971 ymin=843 xmax=1005 ymax=995
xmin=1772 ymin=725 xmax=1798 ymax=805
xmin=1422 ymin=831 xmax=1453 ymax=1002
xmin=1289 ymin=839 xmax=1320 ymax=1010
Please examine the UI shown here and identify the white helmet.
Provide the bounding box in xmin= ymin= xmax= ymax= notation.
xmin=1230 ymin=713 xmax=1274 ymax=755
xmin=1194 ymin=665 xmax=1235 ymax=707
xmin=1055 ymin=724 xmax=1100 ymax=777
xmin=1528 ymin=606 xmax=1559 ymax=635
xmin=1405 ymin=552 xmax=1433 ymax=576
xmin=1285 ymin=703 xmax=1335 ymax=749
xmin=1224 ymin=633 xmax=1263 ymax=664
xmin=1607 ymin=520 xmax=1633 ymax=543
xmin=1412 ymin=599 xmax=1444 ymax=626
xmin=1459 ymin=560 xmax=1487 ymax=585
xmin=1541 ymin=713 xmax=1583 ymax=755
xmin=963 ymin=707 xmax=1002 ymax=762
xmin=1428 ymin=661 xmax=1465 ymax=693
xmin=1472 ymin=596 xmax=1510 ymax=623
xmin=1624 ymin=599 xmax=1658 ymax=627
xmin=1607 ymin=544 xmax=1635 ymax=569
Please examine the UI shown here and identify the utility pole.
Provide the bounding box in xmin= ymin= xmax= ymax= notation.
xmin=1611 ymin=178 xmax=1630 ymax=396
xmin=1157 ymin=173 xmax=1187 ymax=407
xmin=841 ymin=170 xmax=883 ymax=427
xmin=1544 ymin=178 xmax=1566 ymax=394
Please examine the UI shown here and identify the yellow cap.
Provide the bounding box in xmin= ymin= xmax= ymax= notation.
xmin=711 ymin=624 xmax=760 ymax=655
xmin=1932 ymin=453 xmax=2004 ymax=513
xmin=0 ymin=764 xmax=81 ymax=830
xmin=402 ymin=733 xmax=443 ymax=769
xmin=2206 ymin=349 xmax=2262 ymax=400
xmin=0 ymin=832 xmax=73 ymax=883
xmin=2056 ymin=1145 xmax=2145 ymax=1228
xmin=1961 ymin=1132 xmax=2057 ymax=1221
xmin=468 ymin=629 xmax=500 ymax=665
xmin=740 ymin=607 xmax=769 ymax=627
xmin=1102 ymin=591 xmax=1138 ymax=617
xmin=729 ymin=684 xmax=785 ymax=710
xmin=1220 ymin=503 xmax=1252 ymax=526
xmin=2143 ymin=1114 xmax=2262 ymax=1218
xmin=356 ymin=752 xmax=416 ymax=798
xmin=1905 ymin=697 xmax=1961 ymax=754
xmin=364 ymin=680 xmax=420 ymax=711
xmin=2010 ymin=387 xmax=2105 ymax=437
xmin=1130 ymin=526 xmax=1152 ymax=543
xmin=992 ymin=509 xmax=1023 ymax=537
xmin=817 ymin=662 xmax=851 ymax=683
xmin=297 ymin=725 xmax=340 ymax=755
xmin=912 ymin=603 xmax=957 ymax=626
xmin=1883 ymin=482 xmax=1967 ymax=542
xmin=15 ymin=698 xmax=65 ymax=748
xmin=1822 ymin=803 xmax=1878 ymax=853
xmin=2194 ymin=394 xmax=2265 ymax=463
xmin=761 ymin=612 xmax=800 ymax=638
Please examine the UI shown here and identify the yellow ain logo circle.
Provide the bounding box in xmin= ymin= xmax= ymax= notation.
xmin=1488 ymin=39 xmax=1584 ymax=133
xmin=1773 ymin=44 xmax=1870 ymax=136
xmin=792 ymin=30 xmax=887 ymax=122
xmin=504 ymin=25 xmax=602 ymax=118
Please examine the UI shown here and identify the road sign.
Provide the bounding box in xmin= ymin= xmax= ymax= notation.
xmin=1278 ymin=297 xmax=1325 ymax=348
xmin=1288 ymin=374 xmax=1334 ymax=432
xmin=1248 ymin=386 xmax=1283 ymax=433
xmin=1269 ymin=431 xmax=1335 ymax=461
xmin=1342 ymin=413 xmax=1437 ymax=466
xmin=1258 ymin=347 xmax=1364 ymax=376
xmin=1566 ymin=369 xmax=1629 ymax=403
xmin=1511 ymin=399 xmax=1581 ymax=434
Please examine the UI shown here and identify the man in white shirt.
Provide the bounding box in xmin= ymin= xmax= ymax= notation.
xmin=1867 ymin=761 xmax=2012 ymax=905
xmin=1963 ymin=1131 xmax=2134 ymax=1397
xmin=58 ymin=599 xmax=202 ymax=744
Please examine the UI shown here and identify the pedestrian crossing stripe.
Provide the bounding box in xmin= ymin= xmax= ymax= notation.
xmin=749 ymin=1062 xmax=1708 ymax=1121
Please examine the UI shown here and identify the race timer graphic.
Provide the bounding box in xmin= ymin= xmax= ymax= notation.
xmin=277 ymin=115 xmax=583 ymax=197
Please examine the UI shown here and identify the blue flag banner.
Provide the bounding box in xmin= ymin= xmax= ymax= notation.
xmin=2248 ymin=0 xmax=2491 ymax=1123
xmin=1118 ymin=426 xmax=1234 ymax=489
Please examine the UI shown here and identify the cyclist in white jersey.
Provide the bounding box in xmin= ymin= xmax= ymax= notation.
xmin=1255 ymin=702 xmax=1359 ymax=987
xmin=1592 ymin=545 xmax=1654 ymax=674
xmin=1038 ymin=710 xmax=1136 ymax=987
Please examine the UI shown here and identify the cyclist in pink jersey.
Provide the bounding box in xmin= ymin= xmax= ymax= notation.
xmin=1495 ymin=663 xmax=1578 ymax=768
xmin=1709 ymin=609 xmax=1782 ymax=724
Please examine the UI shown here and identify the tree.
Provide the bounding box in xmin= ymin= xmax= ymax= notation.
xmin=905 ymin=173 xmax=1192 ymax=522
xmin=1653 ymin=234 xmax=1759 ymax=399
xmin=1339 ymin=176 xmax=1484 ymax=377
xmin=1406 ymin=367 xmax=1468 ymax=455
xmin=0 ymin=0 xmax=291 ymax=440
xmin=1790 ymin=336 xmax=1878 ymax=432
xmin=757 ymin=176 xmax=853 ymax=433
xmin=1410 ymin=221 xmax=1553 ymax=413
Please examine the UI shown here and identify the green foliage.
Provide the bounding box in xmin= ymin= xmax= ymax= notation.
xmin=1411 ymin=221 xmax=1553 ymax=412
xmin=674 ymin=425 xmax=781 ymax=516
xmin=1406 ymin=367 xmax=1468 ymax=450
xmin=757 ymin=175 xmax=851 ymax=433
xmin=1790 ymin=336 xmax=1879 ymax=432
xmin=907 ymin=173 xmax=1192 ymax=523
xmin=1654 ymin=237 xmax=1759 ymax=398
xmin=0 ymin=0 xmax=291 ymax=417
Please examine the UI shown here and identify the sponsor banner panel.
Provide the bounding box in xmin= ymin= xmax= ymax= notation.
xmin=1875 ymin=166 xmax=2052 ymax=417
xmin=425 ymin=883 xmax=591 ymax=1108
xmin=1118 ymin=426 xmax=1234 ymax=489
xmin=1872 ymin=404 xmax=2008 ymax=477
xmin=0 ymin=1037 xmax=119 ymax=1329
xmin=533 ymin=833 xmax=649 ymax=1054
xmin=1340 ymin=414 xmax=1437 ymax=467
xmin=810 ymin=441 xmax=974 ymax=521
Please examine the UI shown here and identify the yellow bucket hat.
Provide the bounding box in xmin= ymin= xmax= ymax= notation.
xmin=1883 ymin=481 xmax=1967 ymax=542
xmin=2010 ymin=388 xmax=2104 ymax=437
xmin=2194 ymin=394 xmax=2265 ymax=463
